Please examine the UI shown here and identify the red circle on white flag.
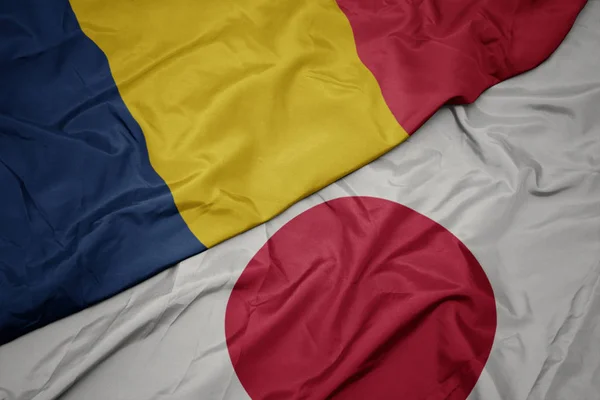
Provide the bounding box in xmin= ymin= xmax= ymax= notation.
xmin=226 ymin=196 xmax=496 ymax=399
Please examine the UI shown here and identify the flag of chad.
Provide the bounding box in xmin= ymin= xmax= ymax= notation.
xmin=0 ymin=0 xmax=586 ymax=345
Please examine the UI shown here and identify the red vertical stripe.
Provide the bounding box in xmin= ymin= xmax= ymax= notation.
xmin=337 ymin=0 xmax=587 ymax=134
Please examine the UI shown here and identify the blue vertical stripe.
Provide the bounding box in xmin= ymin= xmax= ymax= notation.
xmin=0 ymin=1 xmax=205 ymax=345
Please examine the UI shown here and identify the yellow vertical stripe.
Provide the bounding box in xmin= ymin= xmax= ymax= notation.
xmin=70 ymin=0 xmax=408 ymax=247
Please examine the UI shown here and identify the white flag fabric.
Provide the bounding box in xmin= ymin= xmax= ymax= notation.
xmin=1 ymin=1 xmax=599 ymax=399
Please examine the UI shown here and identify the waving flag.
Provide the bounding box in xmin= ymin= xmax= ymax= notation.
xmin=1 ymin=2 xmax=599 ymax=398
xmin=0 ymin=0 xmax=587 ymax=346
